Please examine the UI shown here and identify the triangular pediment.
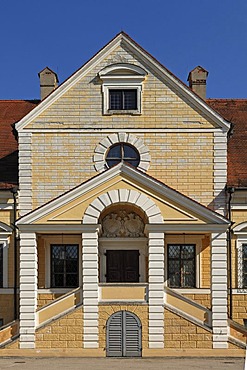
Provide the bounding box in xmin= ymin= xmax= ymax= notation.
xmin=16 ymin=32 xmax=230 ymax=132
xmin=17 ymin=163 xmax=229 ymax=230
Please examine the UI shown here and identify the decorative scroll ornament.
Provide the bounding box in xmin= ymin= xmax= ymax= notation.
xmin=102 ymin=211 xmax=144 ymax=237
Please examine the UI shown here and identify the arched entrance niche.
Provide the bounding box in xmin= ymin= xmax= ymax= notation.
xmin=106 ymin=310 xmax=142 ymax=357
xmin=83 ymin=189 xmax=163 ymax=284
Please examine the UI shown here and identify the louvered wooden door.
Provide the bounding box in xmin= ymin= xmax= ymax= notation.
xmin=106 ymin=311 xmax=142 ymax=357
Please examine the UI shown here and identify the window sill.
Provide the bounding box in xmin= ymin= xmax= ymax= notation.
xmin=105 ymin=110 xmax=141 ymax=116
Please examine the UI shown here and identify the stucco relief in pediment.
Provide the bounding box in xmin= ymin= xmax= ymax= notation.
xmin=102 ymin=210 xmax=144 ymax=238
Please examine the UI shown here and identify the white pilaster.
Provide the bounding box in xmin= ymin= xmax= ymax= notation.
xmin=19 ymin=232 xmax=37 ymax=349
xmin=211 ymin=232 xmax=228 ymax=348
xmin=213 ymin=131 xmax=227 ymax=215
xmin=148 ymin=231 xmax=164 ymax=349
xmin=19 ymin=132 xmax=32 ymax=216
xmin=82 ymin=230 xmax=99 ymax=349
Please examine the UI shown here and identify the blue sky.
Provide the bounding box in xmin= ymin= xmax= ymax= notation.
xmin=0 ymin=0 xmax=247 ymax=99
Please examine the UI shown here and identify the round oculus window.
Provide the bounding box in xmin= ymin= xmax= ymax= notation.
xmin=106 ymin=143 xmax=140 ymax=168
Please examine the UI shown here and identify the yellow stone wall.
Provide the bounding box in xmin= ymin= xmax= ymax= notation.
xmin=37 ymin=294 xmax=64 ymax=309
xmin=31 ymin=131 xmax=214 ymax=209
xmin=36 ymin=307 xmax=83 ymax=349
xmin=0 ymin=205 xmax=16 ymax=326
xmin=0 ymin=209 xmax=15 ymax=288
xmin=201 ymin=236 xmax=211 ymax=288
xmin=24 ymin=45 xmax=215 ymax=209
xmin=98 ymin=304 xmax=148 ymax=351
xmin=0 ymin=295 xmax=15 ymax=325
xmin=164 ymin=309 xmax=212 ymax=349
xmin=183 ymin=294 xmax=211 ymax=310
xmin=232 ymin=295 xmax=247 ymax=324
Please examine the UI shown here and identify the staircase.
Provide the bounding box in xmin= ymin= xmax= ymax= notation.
xmin=0 ymin=287 xmax=83 ymax=348
xmin=228 ymin=319 xmax=247 ymax=349
xmin=164 ymin=287 xmax=212 ymax=330
xmin=37 ymin=287 xmax=82 ymax=328
xmin=164 ymin=286 xmax=247 ymax=349
xmin=0 ymin=320 xmax=19 ymax=348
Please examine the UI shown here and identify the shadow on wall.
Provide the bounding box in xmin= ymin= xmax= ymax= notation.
xmin=0 ymin=151 xmax=18 ymax=185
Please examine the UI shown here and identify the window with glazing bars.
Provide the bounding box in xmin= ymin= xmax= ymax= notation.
xmin=242 ymin=244 xmax=247 ymax=288
xmin=168 ymin=244 xmax=196 ymax=288
xmin=51 ymin=244 xmax=79 ymax=288
xmin=0 ymin=244 xmax=3 ymax=288
xmin=109 ymin=89 xmax=137 ymax=110
xmin=106 ymin=143 xmax=140 ymax=168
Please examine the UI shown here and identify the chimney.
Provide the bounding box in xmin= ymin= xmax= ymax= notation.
xmin=38 ymin=67 xmax=59 ymax=100
xmin=187 ymin=66 xmax=208 ymax=100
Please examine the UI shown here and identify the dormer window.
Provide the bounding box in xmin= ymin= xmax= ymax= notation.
xmin=99 ymin=63 xmax=147 ymax=115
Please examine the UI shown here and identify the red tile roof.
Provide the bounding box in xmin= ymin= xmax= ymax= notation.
xmin=0 ymin=100 xmax=39 ymax=189
xmin=207 ymin=99 xmax=247 ymax=187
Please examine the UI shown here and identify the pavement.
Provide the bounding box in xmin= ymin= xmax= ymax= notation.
xmin=0 ymin=357 xmax=245 ymax=370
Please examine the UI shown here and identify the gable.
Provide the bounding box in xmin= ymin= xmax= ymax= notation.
xmin=16 ymin=33 xmax=230 ymax=132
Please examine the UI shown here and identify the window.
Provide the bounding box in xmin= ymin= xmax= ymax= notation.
xmin=109 ymin=89 xmax=137 ymax=110
xmin=51 ymin=244 xmax=79 ymax=288
xmin=168 ymin=244 xmax=196 ymax=288
xmin=106 ymin=143 xmax=140 ymax=168
xmin=242 ymin=244 xmax=247 ymax=288
xmin=0 ymin=318 xmax=3 ymax=327
xmin=99 ymin=63 xmax=147 ymax=115
xmin=0 ymin=244 xmax=3 ymax=288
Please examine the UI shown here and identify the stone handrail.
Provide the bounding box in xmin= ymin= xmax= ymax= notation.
xmin=0 ymin=320 xmax=19 ymax=346
xmin=229 ymin=318 xmax=247 ymax=345
xmin=37 ymin=287 xmax=82 ymax=327
xmin=164 ymin=286 xmax=212 ymax=327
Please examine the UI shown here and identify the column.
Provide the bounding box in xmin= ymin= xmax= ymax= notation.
xmin=148 ymin=230 xmax=165 ymax=349
xmin=19 ymin=232 xmax=38 ymax=349
xmin=211 ymin=232 xmax=228 ymax=348
xmin=82 ymin=228 xmax=99 ymax=349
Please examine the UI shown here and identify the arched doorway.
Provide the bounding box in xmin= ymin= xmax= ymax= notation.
xmin=106 ymin=311 xmax=142 ymax=357
xmin=99 ymin=206 xmax=148 ymax=283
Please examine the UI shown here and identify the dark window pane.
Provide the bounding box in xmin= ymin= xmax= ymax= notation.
xmin=109 ymin=90 xmax=137 ymax=110
xmin=51 ymin=244 xmax=79 ymax=288
xmin=168 ymin=244 xmax=195 ymax=288
xmin=66 ymin=259 xmax=78 ymax=273
xmin=124 ymin=90 xmax=137 ymax=110
xmin=123 ymin=145 xmax=138 ymax=159
xmin=243 ymin=245 xmax=247 ymax=258
xmin=66 ymin=274 xmax=78 ymax=287
xmin=109 ymin=90 xmax=122 ymax=110
xmin=53 ymin=274 xmax=64 ymax=287
xmin=107 ymin=145 xmax=121 ymax=159
xmin=53 ymin=260 xmax=64 ymax=273
xmin=243 ymin=245 xmax=247 ymax=288
xmin=106 ymin=143 xmax=140 ymax=168
xmin=243 ymin=274 xmax=247 ymax=288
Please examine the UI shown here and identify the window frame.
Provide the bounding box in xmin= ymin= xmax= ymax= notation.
xmin=236 ymin=237 xmax=247 ymax=291
xmin=105 ymin=142 xmax=140 ymax=168
xmin=167 ymin=244 xmax=196 ymax=289
xmin=164 ymin=235 xmax=201 ymax=290
xmin=93 ymin=133 xmax=151 ymax=173
xmin=0 ymin=241 xmax=8 ymax=288
xmin=103 ymin=85 xmax=142 ymax=115
xmin=99 ymin=63 xmax=147 ymax=115
xmin=99 ymin=238 xmax=148 ymax=283
xmin=50 ymin=244 xmax=79 ymax=289
xmin=109 ymin=89 xmax=138 ymax=111
xmin=44 ymin=236 xmax=82 ymax=291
